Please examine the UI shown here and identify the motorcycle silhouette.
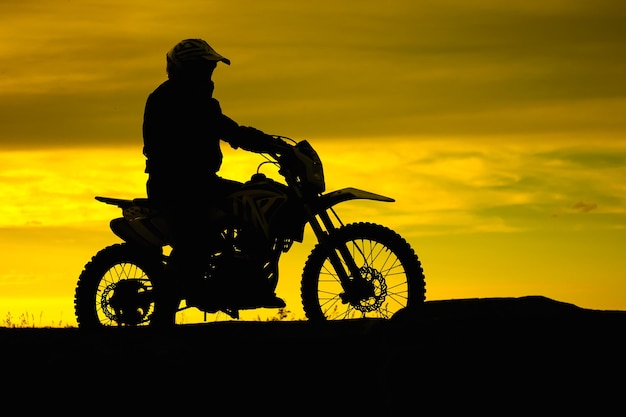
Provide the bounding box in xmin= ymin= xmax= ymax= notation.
xmin=74 ymin=136 xmax=426 ymax=327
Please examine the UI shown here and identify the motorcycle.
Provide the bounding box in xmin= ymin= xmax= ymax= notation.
xmin=73 ymin=136 xmax=426 ymax=328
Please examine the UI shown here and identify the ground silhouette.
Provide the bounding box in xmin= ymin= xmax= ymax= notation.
xmin=3 ymin=295 xmax=625 ymax=413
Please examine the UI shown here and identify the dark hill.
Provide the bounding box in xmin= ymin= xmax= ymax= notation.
xmin=3 ymin=296 xmax=625 ymax=413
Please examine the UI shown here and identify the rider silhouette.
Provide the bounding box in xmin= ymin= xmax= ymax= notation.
xmin=142 ymin=39 xmax=285 ymax=320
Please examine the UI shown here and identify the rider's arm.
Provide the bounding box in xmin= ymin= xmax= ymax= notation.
xmin=218 ymin=116 xmax=282 ymax=154
xmin=211 ymin=98 xmax=284 ymax=153
xmin=230 ymin=126 xmax=282 ymax=153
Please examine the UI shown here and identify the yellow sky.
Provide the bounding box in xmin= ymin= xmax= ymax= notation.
xmin=1 ymin=0 xmax=625 ymax=326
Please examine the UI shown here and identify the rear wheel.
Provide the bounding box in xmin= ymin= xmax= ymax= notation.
xmin=301 ymin=222 xmax=426 ymax=321
xmin=74 ymin=243 xmax=166 ymax=328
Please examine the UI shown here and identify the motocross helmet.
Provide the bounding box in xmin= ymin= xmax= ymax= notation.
xmin=166 ymin=39 xmax=231 ymax=68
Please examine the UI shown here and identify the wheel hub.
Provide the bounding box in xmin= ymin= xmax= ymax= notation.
xmin=343 ymin=266 xmax=387 ymax=313
xmin=103 ymin=279 xmax=153 ymax=325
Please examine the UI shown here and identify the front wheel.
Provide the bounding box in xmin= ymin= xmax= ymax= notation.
xmin=301 ymin=222 xmax=426 ymax=321
xmin=74 ymin=243 xmax=167 ymax=328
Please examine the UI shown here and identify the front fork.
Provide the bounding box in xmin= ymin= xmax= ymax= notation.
xmin=307 ymin=209 xmax=371 ymax=303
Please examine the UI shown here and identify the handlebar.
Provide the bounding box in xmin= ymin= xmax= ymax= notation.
xmin=267 ymin=135 xmax=296 ymax=155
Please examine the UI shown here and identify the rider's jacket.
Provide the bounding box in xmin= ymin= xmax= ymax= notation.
xmin=142 ymin=78 xmax=275 ymax=203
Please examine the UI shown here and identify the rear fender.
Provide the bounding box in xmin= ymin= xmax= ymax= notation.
xmin=110 ymin=217 xmax=169 ymax=248
xmin=97 ymin=195 xmax=170 ymax=247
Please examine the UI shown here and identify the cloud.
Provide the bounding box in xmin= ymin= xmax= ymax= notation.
xmin=1 ymin=0 xmax=626 ymax=148
xmin=572 ymin=201 xmax=597 ymax=213
xmin=535 ymin=148 xmax=626 ymax=169
xmin=377 ymin=139 xmax=626 ymax=234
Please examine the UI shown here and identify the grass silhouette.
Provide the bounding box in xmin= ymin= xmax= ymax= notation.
xmin=2 ymin=306 xmax=300 ymax=328
xmin=3 ymin=311 xmax=70 ymax=328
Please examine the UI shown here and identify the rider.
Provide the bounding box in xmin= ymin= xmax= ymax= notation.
xmin=142 ymin=38 xmax=285 ymax=320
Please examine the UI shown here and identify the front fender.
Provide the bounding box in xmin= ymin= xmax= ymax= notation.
xmin=315 ymin=187 xmax=395 ymax=211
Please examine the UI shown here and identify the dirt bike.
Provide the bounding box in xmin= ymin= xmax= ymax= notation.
xmin=73 ymin=136 xmax=426 ymax=328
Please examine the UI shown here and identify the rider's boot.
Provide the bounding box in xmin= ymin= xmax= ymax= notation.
xmin=149 ymin=264 xmax=181 ymax=328
xmin=258 ymin=291 xmax=286 ymax=308
xmin=241 ymin=271 xmax=286 ymax=308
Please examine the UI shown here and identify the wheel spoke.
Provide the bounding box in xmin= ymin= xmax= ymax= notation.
xmin=301 ymin=223 xmax=425 ymax=321
xmin=75 ymin=244 xmax=162 ymax=328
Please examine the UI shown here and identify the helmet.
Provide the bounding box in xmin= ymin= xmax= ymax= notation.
xmin=166 ymin=39 xmax=231 ymax=68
